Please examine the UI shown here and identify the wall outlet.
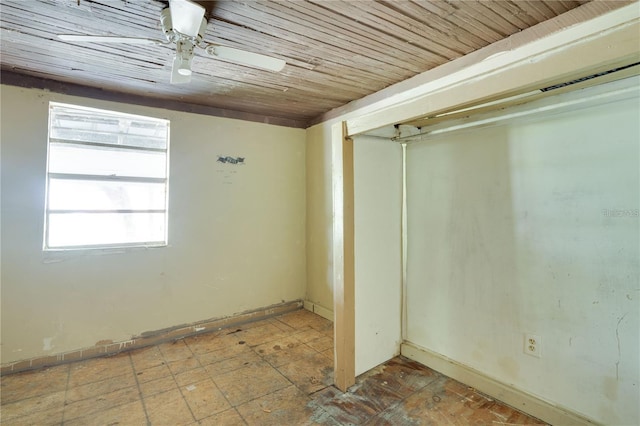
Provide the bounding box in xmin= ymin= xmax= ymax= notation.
xmin=524 ymin=333 xmax=541 ymax=358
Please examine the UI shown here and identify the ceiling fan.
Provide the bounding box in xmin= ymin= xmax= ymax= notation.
xmin=58 ymin=0 xmax=286 ymax=84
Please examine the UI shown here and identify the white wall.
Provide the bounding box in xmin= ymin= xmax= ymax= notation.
xmin=305 ymin=124 xmax=334 ymax=314
xmin=304 ymin=4 xmax=636 ymax=383
xmin=405 ymin=79 xmax=639 ymax=424
xmin=306 ymin=124 xmax=403 ymax=373
xmin=353 ymin=136 xmax=402 ymax=375
xmin=0 ymin=85 xmax=306 ymax=364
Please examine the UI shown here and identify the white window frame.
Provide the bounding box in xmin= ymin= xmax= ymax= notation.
xmin=44 ymin=102 xmax=170 ymax=251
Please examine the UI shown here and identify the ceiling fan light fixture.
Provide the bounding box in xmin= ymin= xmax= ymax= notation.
xmin=173 ymin=40 xmax=194 ymax=79
xmin=171 ymin=56 xmax=192 ymax=84
xmin=177 ymin=62 xmax=192 ymax=76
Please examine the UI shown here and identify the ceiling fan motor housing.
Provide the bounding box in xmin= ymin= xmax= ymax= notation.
xmin=160 ymin=7 xmax=207 ymax=46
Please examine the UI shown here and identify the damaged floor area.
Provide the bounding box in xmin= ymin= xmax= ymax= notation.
xmin=0 ymin=309 xmax=546 ymax=425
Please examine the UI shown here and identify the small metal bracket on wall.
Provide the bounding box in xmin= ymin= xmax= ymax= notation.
xmin=392 ymin=124 xmax=421 ymax=143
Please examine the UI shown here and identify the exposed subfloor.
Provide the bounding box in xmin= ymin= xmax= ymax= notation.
xmin=1 ymin=309 xmax=547 ymax=425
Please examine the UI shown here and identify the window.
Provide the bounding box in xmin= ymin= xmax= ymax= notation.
xmin=45 ymin=103 xmax=170 ymax=250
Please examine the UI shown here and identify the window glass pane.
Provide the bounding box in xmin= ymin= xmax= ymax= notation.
xmin=48 ymin=179 xmax=166 ymax=211
xmin=46 ymin=102 xmax=169 ymax=250
xmin=48 ymin=143 xmax=167 ymax=178
xmin=50 ymin=107 xmax=168 ymax=149
xmin=47 ymin=212 xmax=166 ymax=248
xmin=50 ymin=128 xmax=167 ymax=149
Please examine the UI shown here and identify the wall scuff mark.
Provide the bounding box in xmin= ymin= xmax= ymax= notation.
xmin=614 ymin=312 xmax=627 ymax=381
xmin=42 ymin=337 xmax=54 ymax=351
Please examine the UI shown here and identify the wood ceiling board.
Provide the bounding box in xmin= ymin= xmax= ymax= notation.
xmin=310 ymin=0 xmax=634 ymax=127
xmin=345 ymin=15 xmax=640 ymax=136
xmin=456 ymin=1 xmax=525 ymax=35
xmin=1 ymin=0 xmax=627 ymax=127
xmin=294 ymin=0 xmax=449 ymax=63
xmin=478 ymin=2 xmax=535 ymax=30
xmin=418 ymin=1 xmax=502 ymax=44
xmin=366 ymin=1 xmax=475 ymax=55
xmin=243 ymin=1 xmax=441 ymax=73
xmin=190 ymin=56 xmax=377 ymax=109
xmin=521 ymin=1 xmax=563 ymax=21
xmin=208 ymin=19 xmax=410 ymax=84
xmin=271 ymin=1 xmax=460 ymax=66
xmin=396 ymin=1 xmax=491 ymax=48
xmin=6 ymin=1 xmax=162 ymax=38
xmin=211 ymin=1 xmax=432 ymax=78
xmin=6 ymin=34 xmax=171 ymax=73
xmin=203 ymin=41 xmax=415 ymax=97
xmin=2 ymin=43 xmax=171 ymax=89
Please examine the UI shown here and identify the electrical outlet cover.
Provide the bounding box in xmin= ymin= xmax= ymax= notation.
xmin=524 ymin=333 xmax=541 ymax=358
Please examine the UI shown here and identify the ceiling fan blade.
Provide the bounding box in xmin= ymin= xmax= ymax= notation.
xmin=169 ymin=0 xmax=205 ymax=38
xmin=171 ymin=56 xmax=192 ymax=84
xmin=58 ymin=35 xmax=163 ymax=45
xmin=206 ymin=45 xmax=286 ymax=72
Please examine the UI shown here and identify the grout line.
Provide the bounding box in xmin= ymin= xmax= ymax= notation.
xmin=207 ymin=339 xmax=278 ymax=424
xmin=59 ymin=357 xmax=149 ymax=425
xmin=60 ymin=387 xmax=149 ymax=424
xmin=156 ymin=341 xmax=198 ymax=424
xmin=249 ymin=319 xmax=334 ymax=398
xmin=185 ymin=334 xmax=242 ymax=423
xmin=214 ymin=329 xmax=295 ymax=424
xmin=370 ymin=362 xmax=445 ymax=423
xmin=60 ymin=364 xmax=72 ymax=425
xmin=246 ymin=336 xmax=299 ymax=397
xmin=198 ymin=312 xmax=333 ymax=412
xmin=128 ymin=352 xmax=152 ymax=426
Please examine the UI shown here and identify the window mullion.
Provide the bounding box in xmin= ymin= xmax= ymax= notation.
xmin=48 ymin=173 xmax=166 ymax=184
xmin=49 ymin=138 xmax=166 ymax=153
xmin=49 ymin=209 xmax=166 ymax=214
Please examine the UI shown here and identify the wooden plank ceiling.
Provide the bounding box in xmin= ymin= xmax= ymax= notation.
xmin=0 ymin=0 xmax=624 ymax=128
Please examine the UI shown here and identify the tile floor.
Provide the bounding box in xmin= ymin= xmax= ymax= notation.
xmin=1 ymin=309 xmax=546 ymax=425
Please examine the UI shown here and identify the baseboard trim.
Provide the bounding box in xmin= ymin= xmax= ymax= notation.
xmin=401 ymin=341 xmax=601 ymax=426
xmin=1 ymin=300 xmax=303 ymax=376
xmin=303 ymin=300 xmax=334 ymax=322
